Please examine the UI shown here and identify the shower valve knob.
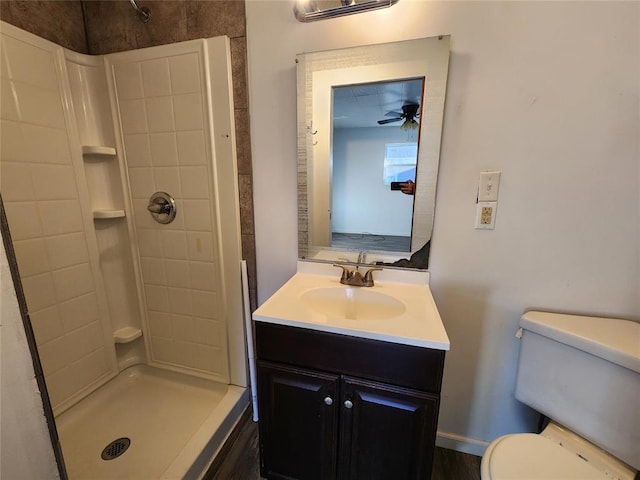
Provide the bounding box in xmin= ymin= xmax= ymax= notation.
xmin=147 ymin=202 xmax=169 ymax=214
xmin=147 ymin=192 xmax=176 ymax=224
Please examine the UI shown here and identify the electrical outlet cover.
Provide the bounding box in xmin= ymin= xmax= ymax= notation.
xmin=475 ymin=201 xmax=497 ymax=229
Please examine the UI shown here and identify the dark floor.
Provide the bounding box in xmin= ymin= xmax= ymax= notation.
xmin=205 ymin=407 xmax=482 ymax=480
xmin=332 ymin=232 xmax=411 ymax=252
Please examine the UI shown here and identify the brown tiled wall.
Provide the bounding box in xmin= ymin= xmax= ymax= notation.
xmin=1 ymin=0 xmax=258 ymax=311
xmin=0 ymin=1 xmax=87 ymax=53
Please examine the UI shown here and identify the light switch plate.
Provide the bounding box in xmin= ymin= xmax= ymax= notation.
xmin=479 ymin=171 xmax=501 ymax=202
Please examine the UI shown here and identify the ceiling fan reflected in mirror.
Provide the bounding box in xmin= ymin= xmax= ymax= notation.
xmin=377 ymin=103 xmax=420 ymax=130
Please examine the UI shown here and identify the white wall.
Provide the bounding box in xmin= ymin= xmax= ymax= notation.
xmin=246 ymin=1 xmax=640 ymax=452
xmin=332 ymin=127 xmax=414 ymax=236
xmin=1 ymin=236 xmax=60 ymax=479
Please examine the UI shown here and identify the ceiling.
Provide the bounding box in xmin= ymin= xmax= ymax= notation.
xmin=332 ymin=78 xmax=424 ymax=129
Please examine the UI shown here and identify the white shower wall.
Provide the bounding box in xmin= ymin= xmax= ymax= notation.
xmin=108 ymin=42 xmax=232 ymax=382
xmin=1 ymin=21 xmax=246 ymax=415
xmin=0 ymin=23 xmax=118 ymax=412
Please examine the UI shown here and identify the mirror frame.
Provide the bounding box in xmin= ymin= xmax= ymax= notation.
xmin=297 ymin=36 xmax=450 ymax=265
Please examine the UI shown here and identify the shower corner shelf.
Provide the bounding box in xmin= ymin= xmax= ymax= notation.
xmin=82 ymin=145 xmax=117 ymax=156
xmin=93 ymin=209 xmax=126 ymax=219
xmin=113 ymin=327 xmax=142 ymax=344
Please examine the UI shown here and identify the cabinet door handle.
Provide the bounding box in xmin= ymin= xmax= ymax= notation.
xmin=344 ymin=400 xmax=353 ymax=409
xmin=324 ymin=396 xmax=333 ymax=406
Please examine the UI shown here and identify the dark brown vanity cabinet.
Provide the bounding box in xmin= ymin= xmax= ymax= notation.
xmin=257 ymin=363 xmax=339 ymax=479
xmin=255 ymin=322 xmax=446 ymax=480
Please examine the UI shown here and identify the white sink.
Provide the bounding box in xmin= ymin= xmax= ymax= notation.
xmin=300 ymin=287 xmax=406 ymax=320
xmin=252 ymin=261 xmax=450 ymax=350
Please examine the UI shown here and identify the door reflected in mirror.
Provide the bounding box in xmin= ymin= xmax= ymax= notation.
xmin=297 ymin=36 xmax=450 ymax=268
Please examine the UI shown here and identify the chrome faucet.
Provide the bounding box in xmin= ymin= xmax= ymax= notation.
xmin=333 ymin=264 xmax=382 ymax=287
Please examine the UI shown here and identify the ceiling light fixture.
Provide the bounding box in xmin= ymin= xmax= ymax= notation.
xmin=294 ymin=0 xmax=400 ymax=22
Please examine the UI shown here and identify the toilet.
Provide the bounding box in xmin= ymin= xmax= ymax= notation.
xmin=481 ymin=311 xmax=639 ymax=480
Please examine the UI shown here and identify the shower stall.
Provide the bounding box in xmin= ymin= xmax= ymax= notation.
xmin=1 ymin=20 xmax=249 ymax=478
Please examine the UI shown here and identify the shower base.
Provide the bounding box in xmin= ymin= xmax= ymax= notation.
xmin=56 ymin=364 xmax=249 ymax=479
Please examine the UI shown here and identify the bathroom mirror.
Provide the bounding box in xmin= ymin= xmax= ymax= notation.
xmin=297 ymin=35 xmax=450 ymax=267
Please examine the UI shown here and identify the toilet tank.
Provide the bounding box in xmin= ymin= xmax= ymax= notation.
xmin=515 ymin=311 xmax=640 ymax=470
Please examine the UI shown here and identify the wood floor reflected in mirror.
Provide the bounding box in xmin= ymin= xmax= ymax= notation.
xmin=332 ymin=232 xmax=411 ymax=252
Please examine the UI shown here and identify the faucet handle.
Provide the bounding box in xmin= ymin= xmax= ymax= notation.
xmin=362 ymin=267 xmax=383 ymax=286
xmin=333 ymin=264 xmax=351 ymax=283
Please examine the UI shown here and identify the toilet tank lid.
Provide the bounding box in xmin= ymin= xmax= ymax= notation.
xmin=520 ymin=311 xmax=640 ymax=374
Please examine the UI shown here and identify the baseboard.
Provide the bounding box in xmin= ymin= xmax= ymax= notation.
xmin=436 ymin=430 xmax=490 ymax=457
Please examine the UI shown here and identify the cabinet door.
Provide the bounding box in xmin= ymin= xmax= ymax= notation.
xmin=338 ymin=376 xmax=440 ymax=480
xmin=257 ymin=361 xmax=340 ymax=480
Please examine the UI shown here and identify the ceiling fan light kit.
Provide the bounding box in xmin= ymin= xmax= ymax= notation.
xmin=377 ymin=103 xmax=421 ymax=129
xmin=294 ymin=0 xmax=400 ymax=22
xmin=400 ymin=119 xmax=419 ymax=131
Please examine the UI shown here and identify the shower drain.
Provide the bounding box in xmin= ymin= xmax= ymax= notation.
xmin=101 ymin=437 xmax=131 ymax=460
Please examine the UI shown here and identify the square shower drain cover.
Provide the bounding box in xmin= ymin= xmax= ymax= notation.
xmin=101 ymin=437 xmax=131 ymax=460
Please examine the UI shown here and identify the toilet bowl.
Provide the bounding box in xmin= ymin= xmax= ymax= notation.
xmin=481 ymin=423 xmax=636 ymax=480
xmin=480 ymin=311 xmax=639 ymax=480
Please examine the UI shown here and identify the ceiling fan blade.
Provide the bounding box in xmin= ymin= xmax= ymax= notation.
xmin=377 ymin=117 xmax=403 ymax=125
xmin=384 ymin=111 xmax=403 ymax=117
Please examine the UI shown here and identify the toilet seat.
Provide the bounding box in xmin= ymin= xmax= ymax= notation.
xmin=481 ymin=433 xmax=609 ymax=479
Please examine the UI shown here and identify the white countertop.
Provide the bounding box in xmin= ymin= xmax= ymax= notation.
xmin=253 ymin=261 xmax=450 ymax=350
